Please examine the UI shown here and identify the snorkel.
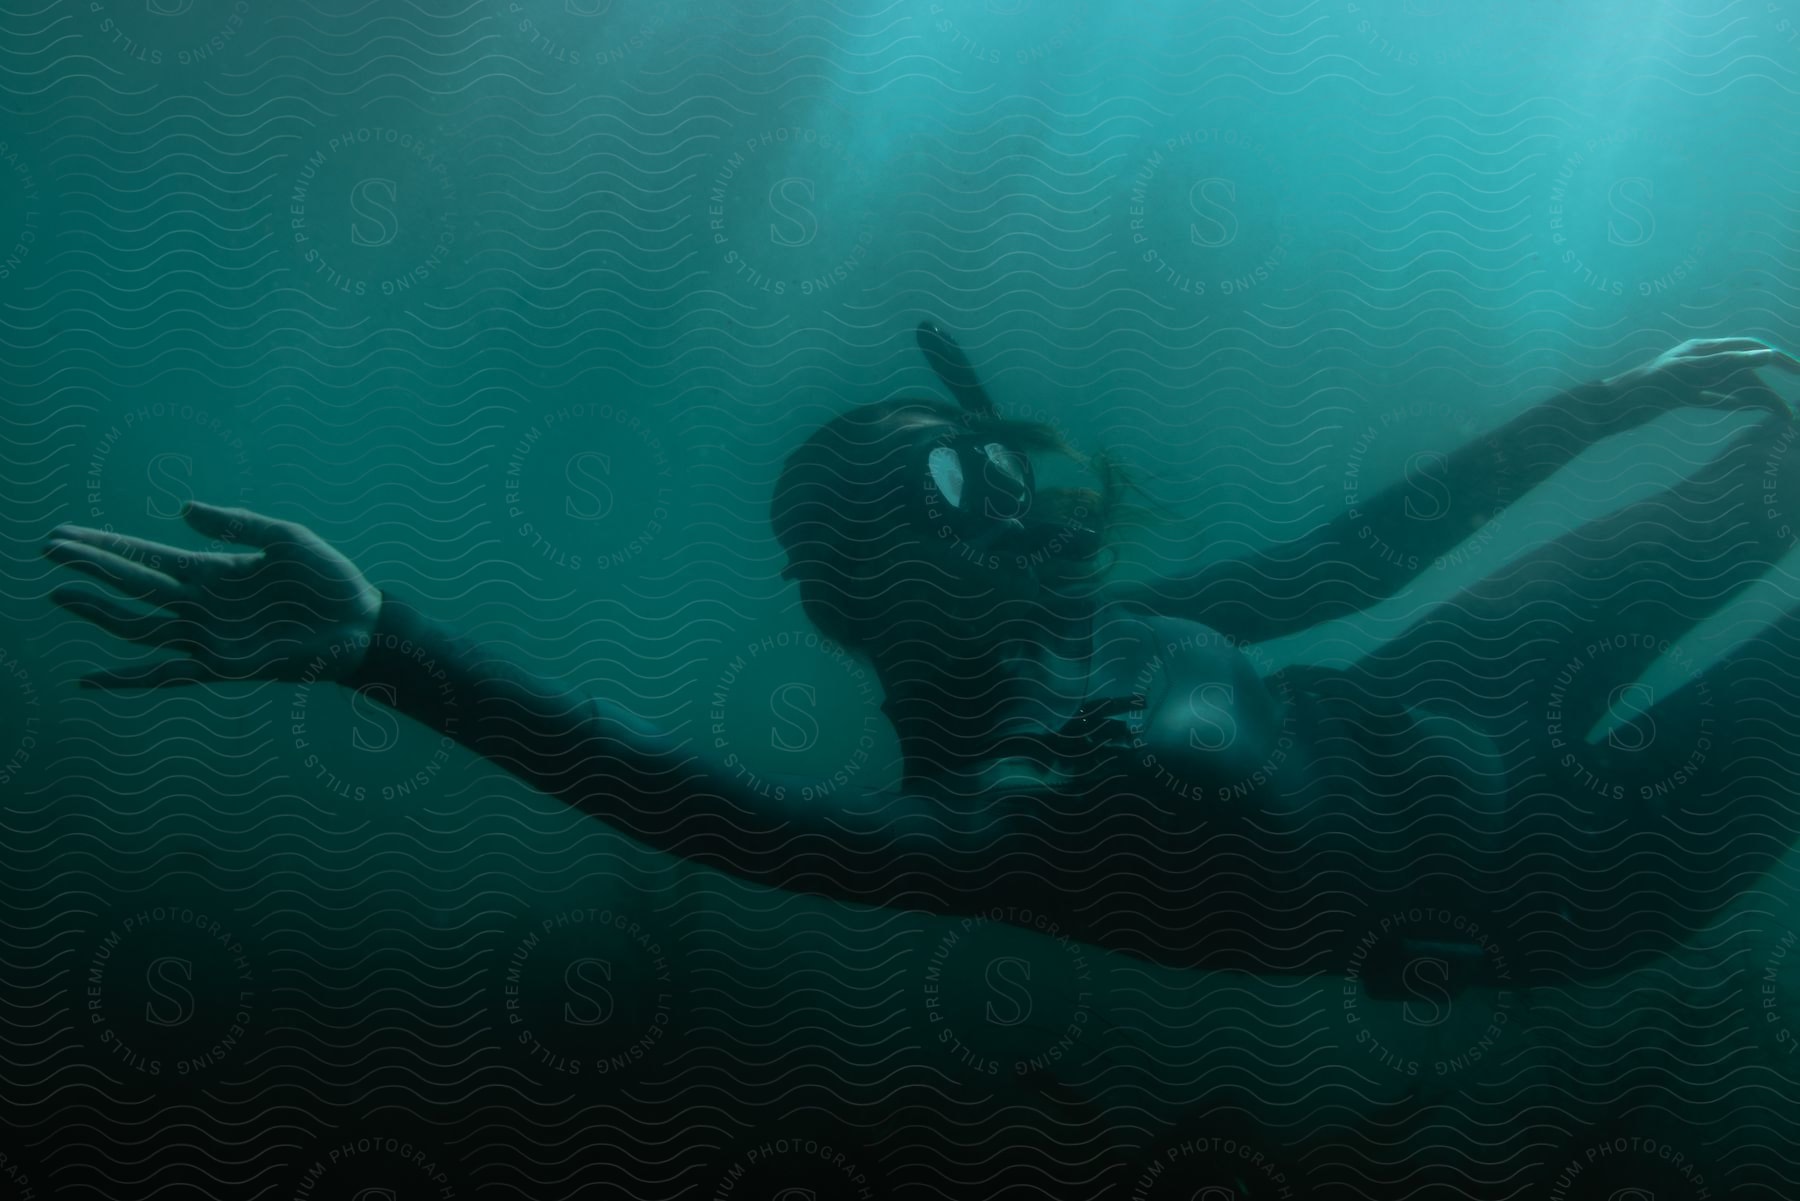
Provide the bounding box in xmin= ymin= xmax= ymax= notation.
xmin=916 ymin=320 xmax=1001 ymax=419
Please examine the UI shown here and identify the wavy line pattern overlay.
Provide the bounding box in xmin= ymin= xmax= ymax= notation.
xmin=5 ymin=0 xmax=1800 ymax=1197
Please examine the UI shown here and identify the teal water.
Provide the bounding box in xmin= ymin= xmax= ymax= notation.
xmin=3 ymin=0 xmax=1799 ymax=1196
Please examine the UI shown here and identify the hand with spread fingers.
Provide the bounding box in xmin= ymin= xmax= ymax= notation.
xmin=42 ymin=501 xmax=382 ymax=690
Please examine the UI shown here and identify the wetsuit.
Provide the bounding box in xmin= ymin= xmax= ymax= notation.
xmin=348 ymin=591 xmax=1561 ymax=995
xmin=345 ymin=374 xmax=1800 ymax=993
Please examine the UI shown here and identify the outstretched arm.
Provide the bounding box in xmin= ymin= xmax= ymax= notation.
xmin=40 ymin=504 xmax=1023 ymax=916
xmin=1115 ymin=338 xmax=1799 ymax=643
xmin=345 ymin=588 xmax=987 ymax=910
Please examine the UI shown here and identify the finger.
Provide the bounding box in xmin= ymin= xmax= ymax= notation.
xmin=1707 ymin=347 xmax=1800 ymax=374
xmin=80 ymin=660 xmax=218 ymax=690
xmin=182 ymin=501 xmax=301 ymax=549
xmin=43 ymin=524 xmax=255 ymax=575
xmin=1697 ymin=388 xmax=1789 ymax=421
xmin=51 ymin=582 xmax=201 ymax=652
xmin=1758 ymin=346 xmax=1800 ymax=373
xmin=43 ymin=538 xmax=186 ymax=604
xmin=1684 ymin=337 xmax=1775 ymax=356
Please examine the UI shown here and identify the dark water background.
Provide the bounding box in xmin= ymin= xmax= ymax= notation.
xmin=4 ymin=0 xmax=1800 ymax=1196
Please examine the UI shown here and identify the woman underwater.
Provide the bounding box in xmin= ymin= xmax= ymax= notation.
xmin=40 ymin=325 xmax=1800 ymax=994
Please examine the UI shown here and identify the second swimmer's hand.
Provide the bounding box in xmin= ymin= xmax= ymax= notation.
xmin=42 ymin=501 xmax=383 ymax=690
xmin=1602 ymin=336 xmax=1800 ymax=429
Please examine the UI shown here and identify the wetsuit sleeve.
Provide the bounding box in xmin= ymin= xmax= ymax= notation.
xmin=1116 ymin=380 xmax=1621 ymax=643
xmin=343 ymin=589 xmax=975 ymax=911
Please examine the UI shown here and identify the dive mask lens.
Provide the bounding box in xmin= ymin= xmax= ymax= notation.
xmin=924 ymin=437 xmax=1033 ymax=532
xmin=977 ymin=442 xmax=1032 ymax=524
xmin=926 ymin=445 xmax=967 ymax=509
xmin=919 ymin=433 xmax=1097 ymax=565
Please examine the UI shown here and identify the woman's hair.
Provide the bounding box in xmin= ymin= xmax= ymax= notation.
xmin=769 ymin=398 xmax=1134 ymax=650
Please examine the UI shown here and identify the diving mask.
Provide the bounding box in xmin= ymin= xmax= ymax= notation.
xmin=915 ymin=429 xmax=1101 ymax=567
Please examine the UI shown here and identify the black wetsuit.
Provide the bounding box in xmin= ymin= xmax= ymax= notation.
xmin=348 ymin=587 xmax=1729 ymax=997
xmin=345 ymin=379 xmax=1800 ymax=995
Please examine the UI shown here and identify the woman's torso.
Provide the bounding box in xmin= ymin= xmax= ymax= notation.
xmin=965 ymin=600 xmax=1514 ymax=989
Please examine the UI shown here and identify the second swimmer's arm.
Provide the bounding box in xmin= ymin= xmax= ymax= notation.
xmin=1116 ymin=381 xmax=1610 ymax=641
xmin=1124 ymin=345 xmax=1797 ymax=643
xmin=347 ymin=590 xmax=1036 ymax=915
